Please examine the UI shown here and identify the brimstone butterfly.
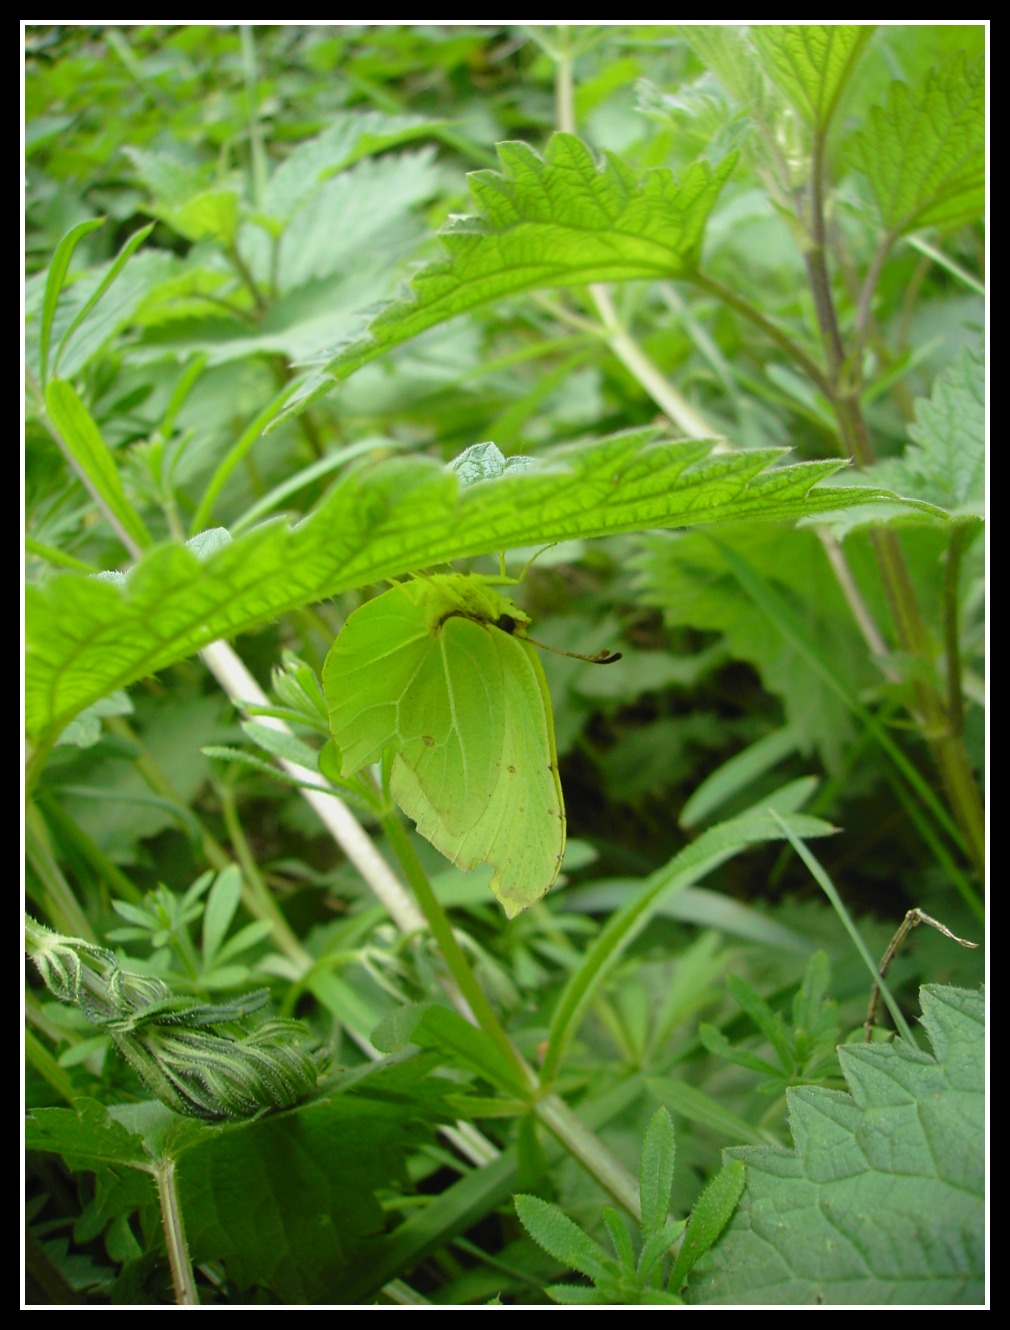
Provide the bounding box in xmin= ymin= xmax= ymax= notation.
xmin=323 ymin=573 xmax=565 ymax=918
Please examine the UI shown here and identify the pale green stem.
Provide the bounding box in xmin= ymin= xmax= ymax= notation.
xmin=815 ymin=529 xmax=898 ymax=676
xmin=535 ymin=1093 xmax=641 ymax=1221
xmin=589 ymin=283 xmax=725 ymax=440
xmin=200 ymin=641 xmax=425 ymax=936
xmin=25 ymin=805 xmax=95 ymax=940
xmin=152 ymin=1157 xmax=199 ymax=1306
xmin=239 ymin=25 xmax=268 ymax=212
xmin=770 ymin=813 xmax=917 ymax=1047
xmin=551 ymin=36 xmax=726 ymax=441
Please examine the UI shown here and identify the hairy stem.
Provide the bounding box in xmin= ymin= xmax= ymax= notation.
xmin=800 ymin=133 xmax=985 ymax=878
xmin=153 ymin=1157 xmax=199 ymax=1306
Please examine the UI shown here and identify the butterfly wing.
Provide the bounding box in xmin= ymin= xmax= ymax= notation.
xmin=391 ymin=617 xmax=565 ymax=917
xmin=325 ymin=577 xmax=566 ymax=917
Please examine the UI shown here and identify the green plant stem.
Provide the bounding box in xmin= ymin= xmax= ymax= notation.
xmin=589 ymin=283 xmax=721 ymax=440
xmin=199 ymin=640 xmax=425 ymax=935
xmin=380 ymin=809 xmax=643 ymax=1219
xmin=25 ymin=805 xmax=96 ymax=940
xmin=534 ymin=1093 xmax=642 ymax=1222
xmin=942 ymin=523 xmax=975 ymax=737
xmin=226 ymin=242 xmax=267 ymax=316
xmin=690 ymin=270 xmax=834 ymax=399
xmin=37 ymin=792 xmax=145 ymax=905
xmin=216 ymin=781 xmax=310 ymax=967
xmin=239 ymin=24 xmax=268 ymax=212
xmin=770 ymin=813 xmax=917 ymax=1047
xmin=379 ymin=811 xmax=537 ymax=1091
xmin=152 ymin=1156 xmax=199 ymax=1305
xmin=25 ymin=536 xmax=97 ymax=573
xmin=799 ymin=155 xmax=986 ymax=878
xmin=24 ymin=1025 xmax=78 ymax=1105
xmin=551 ymin=33 xmax=723 ymax=442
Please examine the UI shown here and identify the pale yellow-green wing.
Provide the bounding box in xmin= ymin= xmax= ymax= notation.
xmin=324 ymin=574 xmax=565 ymax=917
xmin=391 ymin=615 xmax=565 ymax=917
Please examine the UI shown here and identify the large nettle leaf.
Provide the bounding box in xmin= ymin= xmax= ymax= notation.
xmin=25 ymin=429 xmax=927 ymax=747
xmin=866 ymin=347 xmax=984 ymax=517
xmin=26 ymin=1054 xmax=453 ymax=1304
xmin=687 ymin=985 xmax=985 ymax=1306
xmin=278 ymin=133 xmax=738 ymax=419
xmin=751 ymin=25 xmax=874 ymax=133
xmin=848 ymin=52 xmax=984 ymax=236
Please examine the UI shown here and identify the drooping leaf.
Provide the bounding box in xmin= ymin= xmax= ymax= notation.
xmin=25 ymin=428 xmax=934 ymax=747
xmin=848 ymin=53 xmax=984 ymax=235
xmin=324 ymin=574 xmax=564 ymax=917
xmin=26 ymin=1096 xmax=154 ymax=1172
xmin=687 ymin=986 xmax=985 ymax=1305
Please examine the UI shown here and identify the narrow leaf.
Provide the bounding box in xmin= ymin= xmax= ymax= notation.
xmin=514 ymin=1194 xmax=612 ymax=1283
xmin=201 ymin=866 xmax=243 ymax=970
xmin=53 ymin=223 xmax=155 ymax=379
xmin=639 ymin=1108 xmax=676 ymax=1241
xmin=39 ymin=217 xmax=106 ymax=385
xmin=668 ymin=1159 xmax=746 ymax=1292
xmin=44 ymin=379 xmax=152 ymax=553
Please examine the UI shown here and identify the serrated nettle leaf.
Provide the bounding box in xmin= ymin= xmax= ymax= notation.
xmin=26 ymin=428 xmax=923 ymax=747
xmin=751 ymin=26 xmax=874 ymax=133
xmin=687 ymin=986 xmax=984 ymax=1305
xmin=848 ymin=53 xmax=984 ymax=235
xmin=262 ymin=110 xmax=444 ymax=224
xmin=868 ymin=346 xmax=985 ymax=514
xmin=288 ymin=134 xmax=737 ymax=403
xmin=26 ymin=1097 xmax=152 ymax=1171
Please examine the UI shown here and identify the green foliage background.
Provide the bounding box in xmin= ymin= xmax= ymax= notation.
xmin=24 ymin=23 xmax=984 ymax=1307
